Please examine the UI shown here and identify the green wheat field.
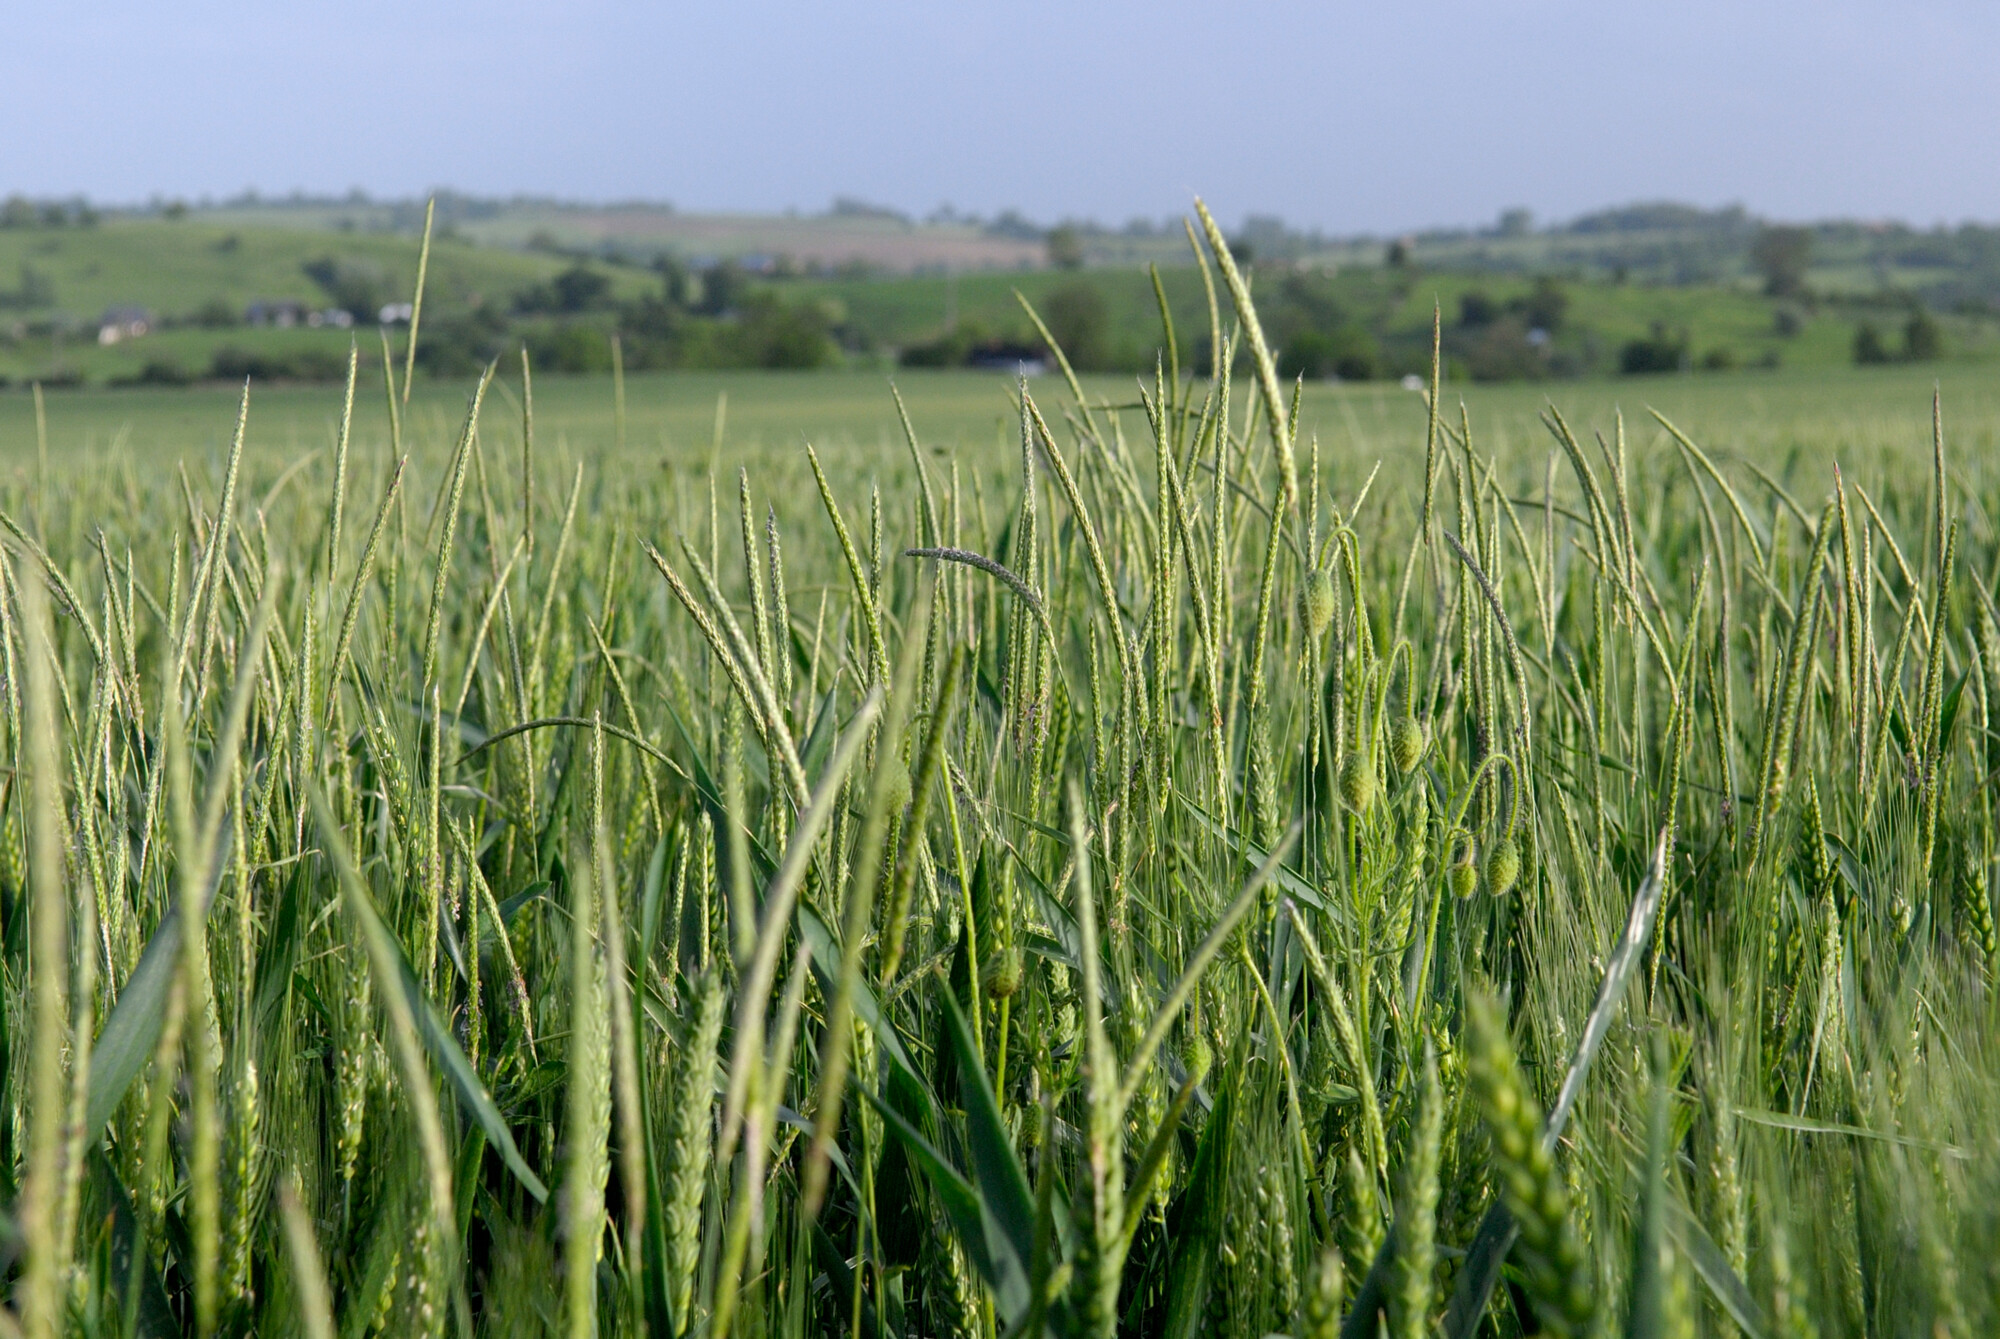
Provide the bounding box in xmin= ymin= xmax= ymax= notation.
xmin=0 ymin=203 xmax=1995 ymax=1338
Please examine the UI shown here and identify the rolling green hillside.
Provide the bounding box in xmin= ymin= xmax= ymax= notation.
xmin=0 ymin=216 xmax=654 ymax=384
xmin=4 ymin=208 xmax=1998 ymax=389
xmin=0 ymin=216 xmax=662 ymax=318
xmin=777 ymin=262 xmax=1998 ymax=379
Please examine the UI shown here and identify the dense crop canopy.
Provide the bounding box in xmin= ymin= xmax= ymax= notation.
xmin=0 ymin=201 xmax=1996 ymax=1338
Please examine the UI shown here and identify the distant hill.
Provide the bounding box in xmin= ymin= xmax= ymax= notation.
xmin=138 ymin=193 xmax=1055 ymax=275
xmin=3 ymin=191 xmax=1998 ymax=388
xmin=11 ymin=190 xmax=2000 ymax=299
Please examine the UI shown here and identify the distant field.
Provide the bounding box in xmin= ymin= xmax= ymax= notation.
xmin=790 ymin=263 xmax=2000 ymax=376
xmin=190 ymin=199 xmax=1056 ymax=271
xmin=0 ymin=218 xmax=652 ymax=321
xmin=6 ymin=362 xmax=1995 ymax=492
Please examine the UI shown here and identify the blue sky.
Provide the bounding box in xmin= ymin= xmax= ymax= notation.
xmin=7 ymin=1 xmax=1997 ymax=232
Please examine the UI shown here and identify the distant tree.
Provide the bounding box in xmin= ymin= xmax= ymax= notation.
xmin=984 ymin=209 xmax=1042 ymax=242
xmin=695 ymin=260 xmax=745 ymax=316
xmin=413 ymin=306 xmax=510 ymax=376
xmin=1280 ymin=326 xmax=1379 ymax=381
xmin=210 ymin=346 xmax=348 ymax=382
xmin=1522 ymin=277 xmax=1567 ymax=332
xmin=1903 ymin=309 xmax=1943 ymax=361
xmin=1751 ymin=226 xmax=1812 ymax=299
xmin=192 ymin=297 xmax=238 ymax=329
xmin=736 ymin=294 xmax=838 ymax=368
xmin=1458 ymin=290 xmax=1498 ymax=328
xmin=1237 ymin=215 xmax=1290 ymax=261
xmin=898 ymin=322 xmax=982 ymax=368
xmin=654 ymin=254 xmax=692 ymax=307
xmin=1041 ymin=281 xmax=1111 ymax=370
xmin=1468 ymin=320 xmax=1544 ymax=382
xmin=1620 ymin=324 xmax=1689 ymax=375
xmin=162 ymin=200 xmax=189 ymax=220
xmin=1046 ymin=225 xmax=1085 ymax=271
xmin=536 ymin=324 xmax=615 ymax=374
xmin=0 ymin=262 xmax=55 ymax=310
xmin=1269 ymin=272 xmax=1347 ymax=338
xmin=1852 ymin=321 xmax=1893 ymax=365
xmin=1497 ymin=207 xmax=1534 ymax=237
xmin=550 ymin=263 xmax=611 ymax=313
xmin=210 ymin=348 xmax=269 ymax=380
xmin=302 ymin=255 xmax=390 ymax=321
xmin=0 ymin=196 xmax=34 ymax=228
xmin=829 ymin=196 xmax=909 ymax=224
xmin=114 ymin=359 xmax=194 ymax=387
xmin=1279 ymin=331 xmax=1335 ymax=380
xmin=1386 ymin=239 xmax=1411 ymax=268
xmin=619 ymin=291 xmax=686 ymax=348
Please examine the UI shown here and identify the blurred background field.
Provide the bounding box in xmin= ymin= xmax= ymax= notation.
xmin=7 ymin=360 xmax=1996 ymax=495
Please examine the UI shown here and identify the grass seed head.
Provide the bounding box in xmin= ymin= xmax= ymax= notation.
xmin=1449 ymin=835 xmax=1479 ymax=900
xmin=1341 ymin=749 xmax=1377 ymax=813
xmin=1484 ymin=835 xmax=1520 ymax=897
xmin=1303 ymin=1244 xmax=1344 ymax=1339
xmin=1465 ymin=990 xmax=1594 ymax=1335
xmin=982 ymin=943 xmax=1024 ymax=999
xmin=877 ymin=752 xmax=912 ymax=815
xmin=1303 ymin=569 xmax=1336 ymax=638
xmin=1390 ymin=715 xmax=1427 ymax=774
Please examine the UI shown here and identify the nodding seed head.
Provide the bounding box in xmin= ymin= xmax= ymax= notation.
xmin=877 ymin=754 xmax=911 ymax=814
xmin=1390 ymin=716 xmax=1426 ymax=774
xmin=1340 ymin=750 xmax=1376 ymax=813
xmin=1184 ymin=1030 xmax=1214 ymax=1087
xmin=1484 ymin=836 xmax=1521 ymax=897
xmin=1449 ymin=837 xmax=1479 ymax=900
xmin=982 ymin=947 xmax=1023 ymax=999
xmin=1303 ymin=570 xmax=1336 ymax=639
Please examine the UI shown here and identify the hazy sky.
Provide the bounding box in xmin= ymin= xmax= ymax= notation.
xmin=7 ymin=1 xmax=1997 ymax=232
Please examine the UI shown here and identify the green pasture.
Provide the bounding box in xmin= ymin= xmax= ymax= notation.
xmin=7 ymin=361 xmax=1996 ymax=486
xmin=0 ymin=218 xmax=649 ymax=322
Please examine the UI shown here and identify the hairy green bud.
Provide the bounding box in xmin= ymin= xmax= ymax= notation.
xmin=877 ymin=752 xmax=911 ymax=814
xmin=1341 ymin=750 xmax=1377 ymax=813
xmin=1390 ymin=716 xmax=1426 ymax=774
xmin=1484 ymin=836 xmax=1521 ymax=897
xmin=1449 ymin=837 xmax=1479 ymax=901
xmin=1304 ymin=570 xmax=1336 ymax=639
